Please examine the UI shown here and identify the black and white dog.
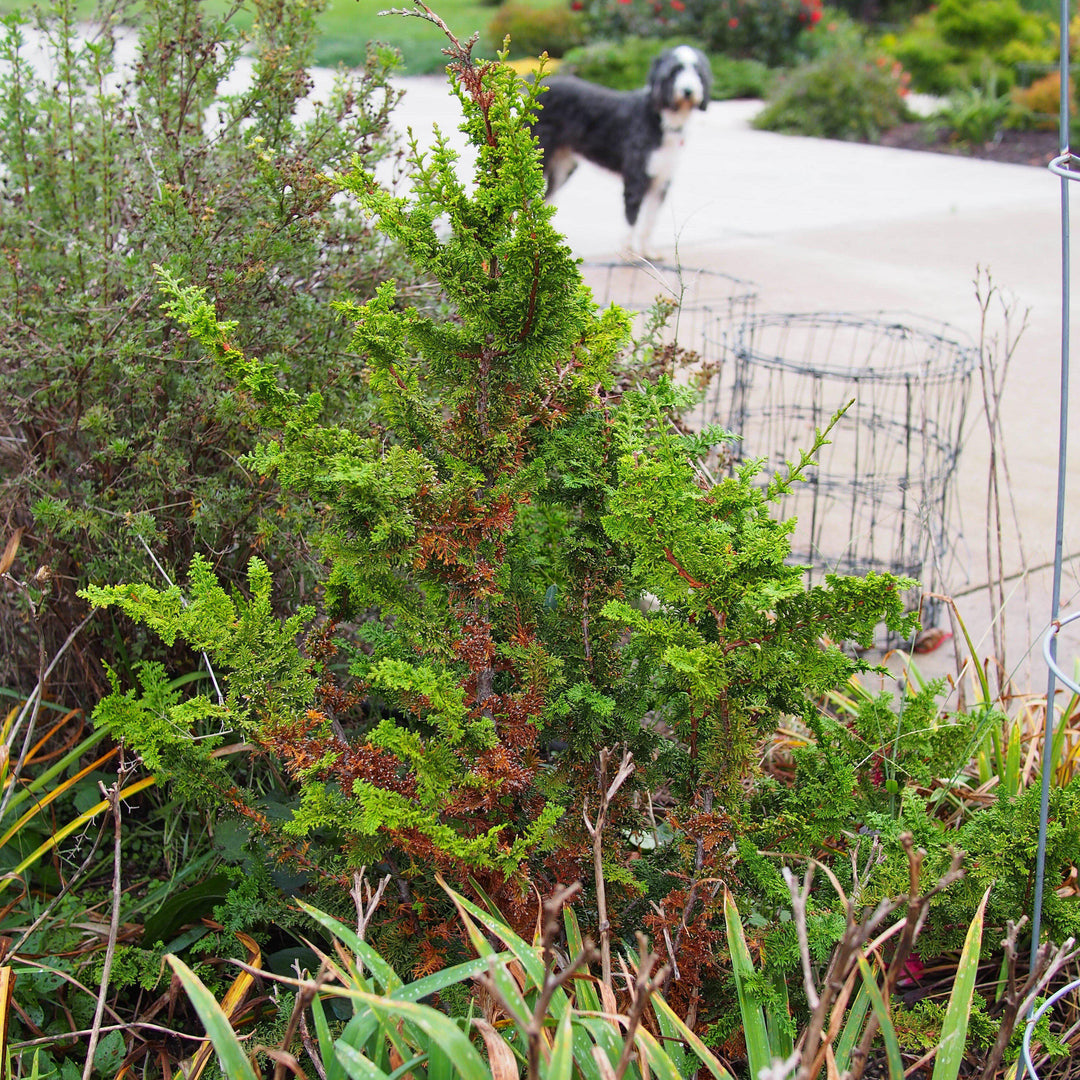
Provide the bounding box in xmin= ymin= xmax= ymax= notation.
xmin=530 ymin=46 xmax=712 ymax=256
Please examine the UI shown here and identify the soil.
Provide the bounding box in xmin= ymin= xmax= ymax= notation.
xmin=878 ymin=121 xmax=1062 ymax=168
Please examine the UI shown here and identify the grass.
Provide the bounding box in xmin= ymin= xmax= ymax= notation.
xmin=0 ymin=0 xmax=564 ymax=71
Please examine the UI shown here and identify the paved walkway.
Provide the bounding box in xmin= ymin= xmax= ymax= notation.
xmin=388 ymin=74 xmax=1080 ymax=689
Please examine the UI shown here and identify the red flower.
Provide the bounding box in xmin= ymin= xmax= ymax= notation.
xmin=617 ymin=0 xmax=630 ymax=5
xmin=809 ymin=7 xmax=821 ymax=24
xmin=571 ymin=1 xmax=583 ymax=8
xmin=671 ymin=0 xmax=685 ymax=10
xmin=728 ymin=15 xmax=739 ymax=27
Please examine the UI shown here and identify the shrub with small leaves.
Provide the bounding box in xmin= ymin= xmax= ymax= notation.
xmin=1 ymin=0 xmax=406 ymax=695
xmin=753 ymin=47 xmax=911 ymax=140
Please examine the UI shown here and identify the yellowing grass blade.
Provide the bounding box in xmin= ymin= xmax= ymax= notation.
xmin=0 ymin=775 xmax=156 ymax=895
xmin=0 ymin=966 xmax=15 ymax=1068
xmin=0 ymin=748 xmax=119 ymax=850
xmin=931 ymin=885 xmax=992 ymax=1080
xmin=472 ymin=1018 xmax=520 ymax=1080
xmin=185 ymin=931 xmax=262 ymax=1080
xmin=168 ymin=954 xmax=259 ymax=1080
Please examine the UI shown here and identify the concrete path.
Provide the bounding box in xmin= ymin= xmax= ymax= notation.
xmin=387 ymin=74 xmax=1080 ymax=689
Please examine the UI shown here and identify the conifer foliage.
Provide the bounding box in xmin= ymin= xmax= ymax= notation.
xmin=83 ymin=5 xmax=917 ymax=938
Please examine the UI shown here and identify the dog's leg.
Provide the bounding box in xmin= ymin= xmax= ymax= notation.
xmin=621 ymin=168 xmax=651 ymax=256
xmin=632 ymin=179 xmax=670 ymax=259
xmin=543 ymin=147 xmax=579 ymax=199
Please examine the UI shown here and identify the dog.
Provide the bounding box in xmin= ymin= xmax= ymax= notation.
xmin=530 ymin=45 xmax=712 ymax=257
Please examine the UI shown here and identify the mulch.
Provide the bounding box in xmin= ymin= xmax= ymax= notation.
xmin=878 ymin=121 xmax=1062 ymax=168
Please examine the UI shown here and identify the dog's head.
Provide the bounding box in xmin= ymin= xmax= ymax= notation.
xmin=648 ymin=45 xmax=712 ymax=116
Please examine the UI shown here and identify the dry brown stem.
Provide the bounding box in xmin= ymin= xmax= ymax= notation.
xmin=583 ymin=748 xmax=635 ymax=990
xmin=783 ymin=834 xmax=965 ymax=1080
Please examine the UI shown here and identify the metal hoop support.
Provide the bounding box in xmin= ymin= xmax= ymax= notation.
xmin=1021 ymin=977 xmax=1080 ymax=1078
xmin=1042 ymin=610 xmax=1080 ymax=697
xmin=1048 ymin=152 xmax=1080 ymax=181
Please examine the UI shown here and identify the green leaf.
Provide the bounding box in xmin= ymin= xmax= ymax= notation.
xmin=651 ymin=992 xmax=737 ymax=1080
xmin=312 ymin=994 xmax=346 ymax=1080
xmin=855 ymin=957 xmax=905 ymax=1080
xmin=335 ymin=1040 xmax=392 ymax=1080
xmin=931 ymin=885 xmax=992 ymax=1080
xmin=651 ymin=991 xmax=737 ymax=1080
xmin=723 ymin=887 xmax=772 ymax=1080
xmin=165 ymin=955 xmax=259 ymax=1080
xmin=545 ymin=1010 xmax=574 ymax=1080
xmin=833 ymin=981 xmax=871 ymax=1074
xmin=350 ymin=993 xmax=490 ymax=1080
xmin=563 ymin=907 xmax=601 ymax=1014
xmin=297 ymin=901 xmax=402 ymax=993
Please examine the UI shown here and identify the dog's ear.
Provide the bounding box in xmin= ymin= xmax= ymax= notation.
xmin=646 ymin=52 xmax=667 ymax=110
xmin=695 ymin=51 xmax=712 ymax=110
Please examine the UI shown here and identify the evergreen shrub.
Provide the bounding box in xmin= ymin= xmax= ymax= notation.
xmin=573 ymin=0 xmax=826 ymax=68
xmin=81 ymin=8 xmax=918 ymax=985
xmin=487 ymin=1 xmax=585 ymax=58
xmin=560 ymin=37 xmax=773 ymax=98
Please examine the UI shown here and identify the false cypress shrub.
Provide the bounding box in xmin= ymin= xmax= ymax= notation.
xmin=0 ymin=0 xmax=406 ymax=696
xmin=82 ymin=11 xmax=916 ymax=970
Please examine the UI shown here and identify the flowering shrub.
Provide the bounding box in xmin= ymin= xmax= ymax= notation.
xmin=572 ymin=0 xmax=824 ymax=67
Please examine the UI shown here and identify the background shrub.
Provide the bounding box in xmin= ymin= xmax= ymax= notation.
xmin=488 ymin=1 xmax=585 ymax=57
xmin=0 ymin=0 xmax=409 ymax=698
xmin=878 ymin=0 xmax=1057 ymax=94
xmin=559 ymin=36 xmax=773 ymax=97
xmin=1011 ymin=68 xmax=1075 ymax=130
xmin=573 ymin=0 xmax=826 ymax=68
xmin=753 ymin=47 xmax=911 ymax=140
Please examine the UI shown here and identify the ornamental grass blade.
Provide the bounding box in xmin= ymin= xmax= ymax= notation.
xmin=166 ymin=954 xmax=259 ymax=1080
xmin=183 ymin=932 xmax=262 ymax=1080
xmin=312 ymin=993 xmax=347 ymax=1080
xmin=545 ymin=1009 xmax=574 ymax=1080
xmin=723 ymin=886 xmax=771 ymax=1080
xmin=564 ymin=906 xmax=602 ymax=1013
xmin=833 ymin=981 xmax=871 ymax=1073
xmin=650 ymin=992 xmax=737 ymax=1080
xmin=297 ymin=900 xmax=402 ymax=993
xmin=931 ymin=885 xmax=992 ymax=1080
xmin=334 ymin=1040 xmax=392 ymax=1080
xmin=348 ymin=991 xmax=490 ymax=1080
xmin=855 ymin=958 xmax=904 ymax=1080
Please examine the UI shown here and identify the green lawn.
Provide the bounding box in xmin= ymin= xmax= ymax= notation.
xmin=0 ymin=0 xmax=560 ymax=72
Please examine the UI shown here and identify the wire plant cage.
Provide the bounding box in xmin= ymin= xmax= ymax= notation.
xmin=580 ymin=260 xmax=758 ymax=367
xmin=717 ymin=312 xmax=978 ymax=624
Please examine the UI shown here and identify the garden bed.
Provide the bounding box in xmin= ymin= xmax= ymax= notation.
xmin=880 ymin=122 xmax=1061 ymax=168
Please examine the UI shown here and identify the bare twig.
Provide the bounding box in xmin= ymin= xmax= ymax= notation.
xmin=350 ymin=867 xmax=392 ymax=941
xmin=611 ymin=934 xmax=671 ymax=1080
xmin=475 ymin=882 xmax=597 ymax=1080
xmin=978 ymin=920 xmax=1078 ymax=1080
xmin=583 ymin=748 xmax=635 ymax=991
xmin=82 ymin=776 xmax=123 ymax=1080
xmin=272 ymin=959 xmax=334 ymax=1080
